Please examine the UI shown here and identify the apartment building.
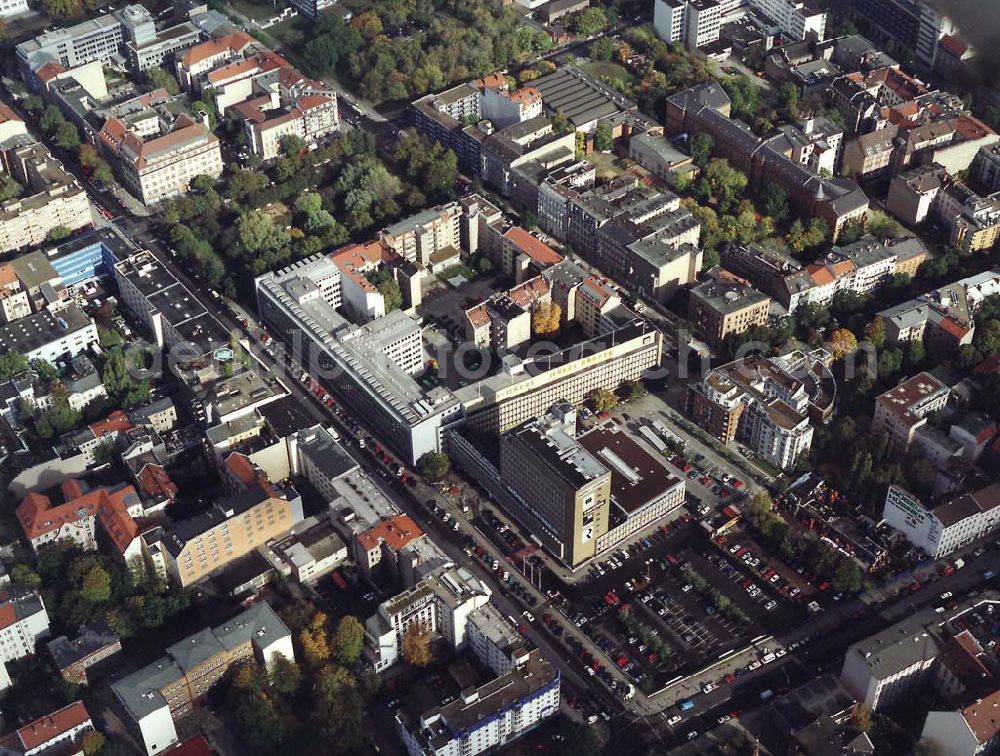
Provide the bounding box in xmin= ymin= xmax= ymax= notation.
xmin=16 ymin=479 xmax=141 ymax=559
xmin=381 ymin=203 xmax=463 ymax=266
xmin=872 ymin=372 xmax=950 ymax=452
xmin=922 ymin=690 xmax=1000 ymax=756
xmin=970 ymin=142 xmax=1000 ymax=194
xmin=145 ymin=467 xmax=303 ymax=587
xmin=115 ymin=4 xmax=202 ymax=72
xmin=665 ymin=83 xmax=868 ymax=240
xmin=476 ymin=72 xmax=544 ymax=129
xmin=499 ymin=407 xmax=612 ymax=567
xmin=354 ymin=514 xmax=425 ymax=581
xmin=465 ymin=276 xmax=551 ymax=351
xmin=47 ymin=620 xmax=122 ymax=685
xmin=365 ymin=565 xmax=491 ymax=672
xmin=886 ymin=162 xmax=950 ymax=225
xmin=12 ymin=701 xmax=94 ymax=756
xmin=398 ymin=648 xmax=560 ymax=756
xmin=0 ymin=141 xmax=91 ymax=254
xmin=840 ymin=595 xmax=1000 ymax=713
xmin=0 ymin=303 xmax=97 ymax=364
xmin=0 ymin=0 xmax=27 ymax=18
xmin=686 ymin=354 xmax=818 ymax=470
xmin=882 ymin=483 xmax=1000 ymax=559
xmin=112 ymin=602 xmax=294 ymax=756
xmin=99 ymin=113 xmax=223 ymax=205
xmin=0 ymin=588 xmax=50 ymax=668
xmin=0 ymin=264 xmax=31 ymax=324
xmin=688 ymin=271 xmax=771 ymax=351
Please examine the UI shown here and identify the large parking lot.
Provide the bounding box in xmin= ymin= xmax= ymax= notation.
xmin=556 ymin=516 xmax=807 ymax=694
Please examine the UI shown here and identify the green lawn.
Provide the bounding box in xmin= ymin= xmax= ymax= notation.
xmin=266 ymin=16 xmax=306 ymax=48
xmin=229 ymin=0 xmax=279 ymax=20
xmin=580 ymin=60 xmax=635 ymax=85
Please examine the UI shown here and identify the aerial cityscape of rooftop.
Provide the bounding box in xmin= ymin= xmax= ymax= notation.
xmin=0 ymin=0 xmax=996 ymax=753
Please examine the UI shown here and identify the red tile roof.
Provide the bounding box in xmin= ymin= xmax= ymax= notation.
xmin=225 ymin=453 xmax=259 ymax=486
xmin=0 ymin=104 xmax=22 ymax=125
xmin=936 ymin=316 xmax=971 ymax=340
xmin=164 ymin=736 xmax=216 ymax=756
xmin=179 ymin=31 xmax=253 ymax=68
xmin=17 ymin=702 xmax=91 ymax=752
xmin=35 ymin=62 xmax=66 ymax=82
xmin=504 ymin=227 xmax=563 ymax=268
xmin=136 ymin=463 xmax=178 ymax=503
xmin=89 ymin=410 xmax=133 ymax=440
xmin=356 ymin=514 xmax=423 ymax=552
xmin=16 ymin=483 xmax=139 ymax=553
xmin=0 ymin=602 xmax=16 ymax=631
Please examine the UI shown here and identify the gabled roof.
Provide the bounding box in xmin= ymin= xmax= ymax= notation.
xmin=16 ymin=482 xmax=139 ymax=553
xmin=178 ymin=31 xmax=253 ymax=68
xmin=17 ymin=701 xmax=91 ymax=752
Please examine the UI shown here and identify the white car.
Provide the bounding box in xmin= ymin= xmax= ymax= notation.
xmin=717 ymin=715 xmax=731 ymax=724
xmin=729 ymin=544 xmax=741 ymax=554
xmin=667 ymin=715 xmax=682 ymax=725
xmin=748 ymin=661 xmax=761 ymax=670
xmin=522 ymin=611 xmax=534 ymax=622
xmin=687 ymin=731 xmax=699 ymax=741
xmin=682 ymin=584 xmax=694 ymax=593
xmin=701 ymin=682 xmax=716 ymax=694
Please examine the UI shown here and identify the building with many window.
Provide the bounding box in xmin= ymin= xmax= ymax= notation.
xmin=686 ymin=354 xmax=820 ymax=469
xmin=98 ymin=112 xmax=223 ymax=206
xmin=654 ymin=0 xmax=722 ymax=50
xmin=749 ymin=0 xmax=826 ymax=41
xmin=47 ymin=620 xmax=122 ymax=685
xmin=0 ymin=303 xmax=98 ymax=364
xmin=111 ymin=602 xmax=294 ymax=756
xmin=0 ymin=140 xmax=91 ymax=254
xmin=397 ymin=645 xmax=559 ymax=756
xmin=688 ymin=271 xmax=771 ymax=351
xmin=882 ymin=483 xmax=1000 ymax=559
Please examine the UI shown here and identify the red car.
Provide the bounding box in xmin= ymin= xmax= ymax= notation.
xmin=724 ymin=673 xmax=736 ymax=684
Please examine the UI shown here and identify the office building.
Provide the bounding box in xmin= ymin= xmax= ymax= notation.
xmin=114 ymin=251 xmax=230 ymax=355
xmin=112 ymin=602 xmax=294 ymax=756
xmin=116 ymin=4 xmax=202 ymax=71
xmin=0 ymin=304 xmax=97 ymax=364
xmin=847 ymin=0 xmax=954 ymax=67
xmin=749 ymin=0 xmax=826 ymax=41
xmin=267 ymin=516 xmax=348 ymax=584
xmin=255 ymin=255 xmax=462 ymax=466
xmin=16 ymin=15 xmax=124 ymax=84
xmin=47 ymin=620 xmax=122 ymax=685
xmin=654 ymin=0 xmax=722 ymax=49
xmin=499 ymin=407 xmax=611 ymax=566
xmin=686 ymin=354 xmax=819 ymax=469
xmin=872 ymin=372 xmax=950 ymax=452
xmin=882 ymin=483 xmax=1000 ymax=559
xmin=98 ymin=112 xmax=223 ymax=205
xmin=397 ymin=647 xmax=559 ymax=756
xmin=688 ymin=271 xmax=771 ymax=351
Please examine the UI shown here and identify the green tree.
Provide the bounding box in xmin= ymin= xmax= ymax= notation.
xmin=377 ymin=277 xmax=402 ymax=312
xmin=54 ymin=120 xmax=80 ymax=150
xmin=689 ymin=132 xmax=713 ymax=167
xmin=418 ymin=451 xmax=451 ymax=482
xmin=237 ymin=211 xmax=289 ymax=255
xmin=568 ymin=7 xmax=608 ymax=35
xmin=41 ymin=105 xmax=65 ymax=134
xmin=0 ymin=351 xmax=29 ymax=380
xmin=777 ymin=82 xmax=800 ymax=120
xmin=401 ymin=622 xmax=433 ymax=666
xmin=46 ymin=225 xmax=72 ymax=242
xmin=594 ymin=120 xmax=613 ymax=151
xmin=623 ymin=379 xmax=646 ymax=401
xmin=79 ymin=564 xmax=112 ymax=603
xmin=145 ymin=67 xmax=180 ymax=96
xmin=333 ymin=616 xmax=365 ymax=665
xmin=556 ymin=722 xmax=601 ymax=756
xmin=269 ymin=654 xmax=302 ymax=696
xmin=10 ymin=564 xmax=42 ymax=589
xmin=761 ymin=182 xmax=790 ymax=222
